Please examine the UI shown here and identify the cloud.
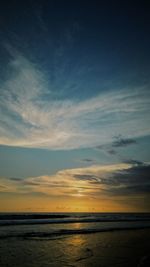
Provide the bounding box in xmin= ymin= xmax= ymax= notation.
xmin=80 ymin=158 xmax=95 ymax=163
xmin=106 ymin=149 xmax=117 ymax=155
xmin=124 ymin=159 xmax=144 ymax=166
xmin=112 ymin=184 xmax=150 ymax=195
xmin=0 ymin=46 xmax=150 ymax=150
xmin=0 ymin=161 xmax=150 ymax=206
xmin=95 ymin=135 xmax=138 ymax=158
xmin=112 ymin=135 xmax=137 ymax=148
xmin=102 ymin=162 xmax=150 ymax=196
xmin=0 ymin=163 xmax=127 ymax=195
xmin=1 ymin=161 xmax=149 ymax=197
xmin=9 ymin=177 xmax=22 ymax=181
xmin=73 ymin=174 xmax=98 ymax=181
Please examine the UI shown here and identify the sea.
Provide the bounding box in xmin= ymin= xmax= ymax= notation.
xmin=0 ymin=212 xmax=150 ymax=267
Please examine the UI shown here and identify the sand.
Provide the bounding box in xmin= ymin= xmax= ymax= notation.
xmin=0 ymin=229 xmax=150 ymax=267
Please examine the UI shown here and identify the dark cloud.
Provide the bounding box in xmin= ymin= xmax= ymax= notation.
xmin=115 ymin=163 xmax=150 ymax=184
xmin=95 ymin=136 xmax=137 ymax=159
xmin=73 ymin=162 xmax=150 ymax=197
xmin=73 ymin=174 xmax=121 ymax=186
xmin=9 ymin=177 xmax=22 ymax=181
xmin=112 ymin=135 xmax=137 ymax=148
xmin=81 ymin=158 xmax=95 ymax=163
xmin=73 ymin=174 xmax=98 ymax=181
xmin=124 ymin=159 xmax=144 ymax=166
xmin=23 ymin=181 xmax=40 ymax=186
xmin=107 ymin=149 xmax=117 ymax=155
xmin=9 ymin=178 xmax=40 ymax=186
xmin=112 ymin=184 xmax=150 ymax=195
xmin=106 ymin=163 xmax=150 ymax=196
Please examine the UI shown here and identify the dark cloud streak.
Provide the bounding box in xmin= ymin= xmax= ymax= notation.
xmin=112 ymin=135 xmax=137 ymax=148
xmin=81 ymin=158 xmax=95 ymax=163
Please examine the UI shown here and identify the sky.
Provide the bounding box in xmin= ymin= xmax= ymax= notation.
xmin=0 ymin=0 xmax=150 ymax=212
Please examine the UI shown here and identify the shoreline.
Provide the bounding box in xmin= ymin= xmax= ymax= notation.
xmin=0 ymin=228 xmax=150 ymax=267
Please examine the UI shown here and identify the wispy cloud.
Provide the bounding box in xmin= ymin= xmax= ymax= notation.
xmin=0 ymin=46 xmax=150 ymax=150
xmin=0 ymin=163 xmax=129 ymax=196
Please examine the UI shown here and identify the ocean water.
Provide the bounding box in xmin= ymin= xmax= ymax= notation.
xmin=0 ymin=213 xmax=150 ymax=267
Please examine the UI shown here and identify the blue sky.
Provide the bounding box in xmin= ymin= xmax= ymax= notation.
xmin=0 ymin=0 xmax=150 ymax=211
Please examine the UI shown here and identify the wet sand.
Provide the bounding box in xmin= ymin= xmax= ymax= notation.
xmin=0 ymin=229 xmax=150 ymax=267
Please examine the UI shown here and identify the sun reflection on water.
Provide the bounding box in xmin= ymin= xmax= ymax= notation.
xmin=62 ymin=223 xmax=86 ymax=262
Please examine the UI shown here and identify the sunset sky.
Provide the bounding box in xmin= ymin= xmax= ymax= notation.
xmin=0 ymin=0 xmax=150 ymax=212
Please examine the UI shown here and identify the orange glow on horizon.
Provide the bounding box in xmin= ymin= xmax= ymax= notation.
xmin=0 ymin=192 xmax=149 ymax=213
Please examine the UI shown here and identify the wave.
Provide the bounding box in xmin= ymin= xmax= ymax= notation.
xmin=1 ymin=224 xmax=150 ymax=240
xmin=0 ymin=212 xmax=150 ymax=226
xmin=0 ymin=213 xmax=70 ymax=220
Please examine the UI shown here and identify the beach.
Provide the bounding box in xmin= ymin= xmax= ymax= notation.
xmin=0 ymin=229 xmax=150 ymax=267
xmin=0 ymin=213 xmax=150 ymax=267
